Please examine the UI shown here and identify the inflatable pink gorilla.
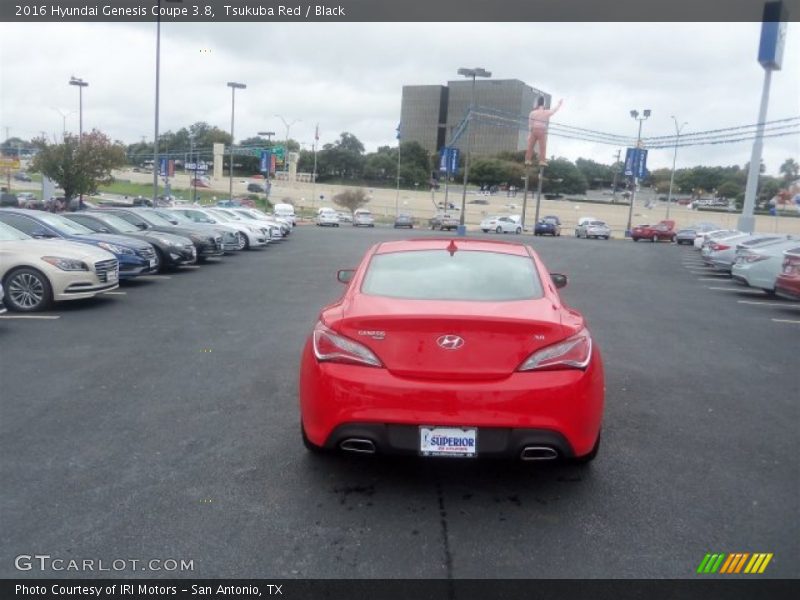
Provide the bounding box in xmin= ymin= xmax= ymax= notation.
xmin=525 ymin=97 xmax=563 ymax=167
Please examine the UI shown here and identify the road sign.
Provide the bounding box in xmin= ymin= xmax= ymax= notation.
xmin=439 ymin=147 xmax=459 ymax=174
xmin=0 ymin=157 xmax=21 ymax=169
xmin=624 ymin=148 xmax=648 ymax=179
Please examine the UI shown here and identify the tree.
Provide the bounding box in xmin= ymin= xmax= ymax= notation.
xmin=575 ymin=158 xmax=615 ymax=189
xmin=779 ymin=158 xmax=799 ymax=186
xmin=31 ymin=130 xmax=127 ymax=203
xmin=538 ymin=158 xmax=587 ymax=194
xmin=333 ymin=188 xmax=369 ymax=213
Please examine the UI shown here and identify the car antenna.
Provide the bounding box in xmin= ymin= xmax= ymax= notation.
xmin=446 ymin=240 xmax=458 ymax=256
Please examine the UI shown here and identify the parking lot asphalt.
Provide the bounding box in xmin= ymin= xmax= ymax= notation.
xmin=1 ymin=227 xmax=798 ymax=579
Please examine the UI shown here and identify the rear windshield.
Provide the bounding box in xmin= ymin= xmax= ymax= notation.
xmin=362 ymin=249 xmax=543 ymax=301
xmin=589 ymin=221 xmax=607 ymax=226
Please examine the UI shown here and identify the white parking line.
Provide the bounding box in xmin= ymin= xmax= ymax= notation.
xmin=103 ymin=291 xmax=127 ymax=295
xmin=772 ymin=318 xmax=800 ymax=324
xmin=0 ymin=314 xmax=60 ymax=320
xmin=697 ymin=278 xmax=733 ymax=282
xmin=706 ymin=286 xmax=765 ymax=294
xmin=690 ymin=271 xmax=723 ymax=275
xmin=738 ymin=300 xmax=800 ymax=308
xmin=136 ymin=275 xmax=172 ymax=280
xmin=180 ymin=266 xmax=201 ymax=269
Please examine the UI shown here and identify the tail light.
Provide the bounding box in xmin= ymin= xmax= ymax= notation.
xmin=737 ymin=251 xmax=769 ymax=264
xmin=517 ymin=329 xmax=592 ymax=372
xmin=312 ymin=322 xmax=382 ymax=367
xmin=709 ymin=243 xmax=730 ymax=252
xmin=783 ymin=255 xmax=800 ymax=275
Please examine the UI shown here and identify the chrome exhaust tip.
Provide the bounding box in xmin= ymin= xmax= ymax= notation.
xmin=339 ymin=438 xmax=377 ymax=454
xmin=520 ymin=446 xmax=558 ymax=461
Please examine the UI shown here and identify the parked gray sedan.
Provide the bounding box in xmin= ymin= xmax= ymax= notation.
xmin=576 ymin=220 xmax=611 ymax=240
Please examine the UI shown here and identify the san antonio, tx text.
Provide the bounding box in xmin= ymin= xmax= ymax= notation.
xmin=16 ymin=584 xmax=280 ymax=596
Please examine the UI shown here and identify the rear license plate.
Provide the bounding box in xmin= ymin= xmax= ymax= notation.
xmin=420 ymin=426 xmax=477 ymax=458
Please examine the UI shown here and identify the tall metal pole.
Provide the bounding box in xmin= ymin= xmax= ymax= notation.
xmin=625 ymin=113 xmax=649 ymax=235
xmin=229 ymin=87 xmax=235 ymax=201
xmin=521 ymin=174 xmax=530 ymax=228
xmin=739 ymin=69 xmax=773 ymax=234
xmin=666 ymin=118 xmax=687 ymax=220
xmin=395 ymin=143 xmax=401 ymax=215
xmin=533 ymin=166 xmax=545 ymax=226
xmin=152 ymin=2 xmax=161 ymax=206
xmin=611 ymin=149 xmax=621 ymax=203
xmin=69 ymin=77 xmax=88 ymax=209
xmin=459 ymin=74 xmax=476 ymax=233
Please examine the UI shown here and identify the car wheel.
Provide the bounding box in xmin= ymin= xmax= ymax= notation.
xmin=482 ymin=229 xmax=489 ymax=233
xmin=409 ymin=225 xmax=413 ymax=229
xmin=671 ymin=235 xmax=677 ymax=243
xmin=301 ymin=423 xmax=326 ymax=454
xmin=152 ymin=246 xmax=169 ymax=272
xmin=235 ymin=233 xmax=246 ymax=250
xmin=515 ymin=227 xmax=522 ymax=234
xmin=632 ymin=237 xmax=638 ymax=242
xmin=4 ymin=267 xmax=53 ymax=312
xmin=496 ymin=226 xmax=503 ymax=234
xmin=335 ymin=223 xmax=340 ymax=227
xmin=574 ymin=431 xmax=601 ymax=465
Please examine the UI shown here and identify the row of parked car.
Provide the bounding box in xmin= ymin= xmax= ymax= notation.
xmin=694 ymin=228 xmax=800 ymax=300
xmin=0 ymin=203 xmax=296 ymax=312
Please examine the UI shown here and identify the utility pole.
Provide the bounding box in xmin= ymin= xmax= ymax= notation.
xmin=611 ymin=149 xmax=621 ymax=203
xmin=626 ymin=109 xmax=651 ymax=236
xmin=666 ymin=117 xmax=688 ymax=220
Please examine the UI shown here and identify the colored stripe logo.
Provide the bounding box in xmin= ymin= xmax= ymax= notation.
xmin=697 ymin=553 xmax=773 ymax=574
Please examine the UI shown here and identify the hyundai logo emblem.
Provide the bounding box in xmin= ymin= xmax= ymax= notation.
xmin=436 ymin=334 xmax=464 ymax=350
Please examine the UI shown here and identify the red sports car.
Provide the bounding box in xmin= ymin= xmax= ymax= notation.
xmin=298 ymin=238 xmax=604 ymax=463
xmin=631 ymin=220 xmax=676 ymax=242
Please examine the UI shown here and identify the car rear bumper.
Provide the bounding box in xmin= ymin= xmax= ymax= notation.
xmin=299 ymin=342 xmax=604 ymax=458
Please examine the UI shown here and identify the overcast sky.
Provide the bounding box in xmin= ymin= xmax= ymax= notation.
xmin=1 ymin=21 xmax=798 ymax=175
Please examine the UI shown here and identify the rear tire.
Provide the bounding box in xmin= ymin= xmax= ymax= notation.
xmin=496 ymin=226 xmax=502 ymax=234
xmin=515 ymin=227 xmax=522 ymax=234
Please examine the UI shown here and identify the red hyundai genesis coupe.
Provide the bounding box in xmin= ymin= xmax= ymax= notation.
xmin=299 ymin=238 xmax=604 ymax=463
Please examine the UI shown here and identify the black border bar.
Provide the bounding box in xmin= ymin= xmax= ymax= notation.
xmin=4 ymin=579 xmax=800 ymax=600
xmin=3 ymin=0 xmax=800 ymax=22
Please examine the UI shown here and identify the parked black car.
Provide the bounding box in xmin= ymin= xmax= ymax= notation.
xmin=14 ymin=172 xmax=32 ymax=182
xmin=64 ymin=212 xmax=197 ymax=270
xmin=247 ymin=183 xmax=266 ymax=193
xmin=97 ymin=208 xmax=224 ymax=261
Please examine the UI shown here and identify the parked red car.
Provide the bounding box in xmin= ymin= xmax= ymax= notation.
xmin=775 ymin=246 xmax=800 ymax=301
xmin=631 ymin=220 xmax=676 ymax=242
xmin=299 ymin=238 xmax=605 ymax=462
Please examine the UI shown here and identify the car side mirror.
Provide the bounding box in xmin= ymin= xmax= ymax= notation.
xmin=136 ymin=223 xmax=148 ymax=230
xmin=98 ymin=227 xmax=112 ymax=234
xmin=32 ymin=228 xmax=55 ymax=239
xmin=550 ymin=273 xmax=568 ymax=289
xmin=337 ymin=269 xmax=355 ymax=284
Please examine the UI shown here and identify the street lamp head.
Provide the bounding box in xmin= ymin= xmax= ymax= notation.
xmin=69 ymin=76 xmax=88 ymax=87
xmin=643 ymin=109 xmax=651 ymax=118
xmin=458 ymin=67 xmax=491 ymax=78
xmin=630 ymin=110 xmax=639 ymax=119
xmin=227 ymin=82 xmax=246 ymax=89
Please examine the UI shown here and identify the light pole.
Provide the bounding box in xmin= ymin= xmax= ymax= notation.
xmin=625 ymin=109 xmax=651 ymax=236
xmin=457 ymin=67 xmax=491 ymax=236
xmin=275 ymin=115 xmax=301 ymax=179
xmin=666 ymin=116 xmax=687 ymax=220
xmin=69 ymin=76 xmax=88 ymax=209
xmin=51 ymin=108 xmax=76 ymax=139
xmin=68 ymin=77 xmax=88 ymax=141
xmin=227 ymin=82 xmax=247 ymax=201
xmin=258 ymin=130 xmax=275 ymax=202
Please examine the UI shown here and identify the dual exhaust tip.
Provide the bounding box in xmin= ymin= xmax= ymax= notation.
xmin=340 ymin=439 xmax=559 ymax=460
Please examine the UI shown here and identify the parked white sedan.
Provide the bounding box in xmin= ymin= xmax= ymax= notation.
xmin=0 ymin=221 xmax=119 ymax=312
xmin=480 ymin=215 xmax=522 ymax=234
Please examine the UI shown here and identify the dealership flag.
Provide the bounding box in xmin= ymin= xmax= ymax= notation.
xmin=396 ymin=122 xmax=402 ymax=140
xmin=315 ymin=123 xmax=319 ymax=141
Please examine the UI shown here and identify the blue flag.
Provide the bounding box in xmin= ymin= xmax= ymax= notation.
xmin=396 ymin=123 xmax=402 ymax=140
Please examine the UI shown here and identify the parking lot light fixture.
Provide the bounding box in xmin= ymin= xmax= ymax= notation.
xmin=68 ymin=77 xmax=88 ymax=142
xmin=666 ymin=116 xmax=687 ymax=220
xmin=275 ymin=115 xmax=301 ymax=179
xmin=457 ymin=67 xmax=492 ymax=236
xmin=227 ymin=82 xmax=247 ymax=201
xmin=625 ymin=108 xmax=651 ymax=236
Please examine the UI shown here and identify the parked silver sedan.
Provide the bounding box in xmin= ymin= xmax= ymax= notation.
xmin=704 ymin=234 xmax=788 ymax=273
xmin=731 ymin=237 xmax=800 ymax=292
xmin=576 ymin=220 xmax=611 ymax=240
